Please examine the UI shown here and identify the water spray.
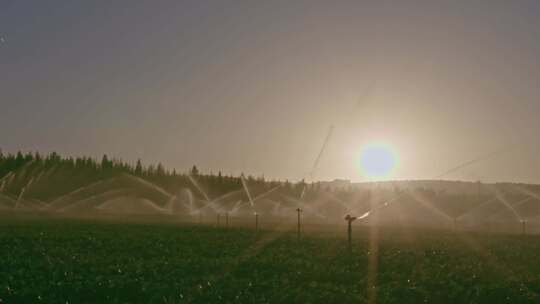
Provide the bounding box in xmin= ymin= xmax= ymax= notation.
xmin=358 ymin=210 xmax=371 ymax=220
xmin=434 ymin=145 xmax=513 ymax=179
xmin=124 ymin=174 xmax=172 ymax=198
xmin=281 ymin=194 xmax=327 ymax=220
xmin=14 ymin=177 xmax=36 ymax=210
xmin=201 ymin=190 xmax=244 ymax=214
xmin=240 ymin=174 xmax=255 ymax=211
xmin=300 ymin=125 xmax=335 ymax=200
xmin=229 ymin=200 xmax=244 ymax=215
xmin=14 ymin=187 xmax=27 ymax=210
xmin=309 ymin=125 xmax=334 ymax=181
xmin=188 ymin=174 xmax=211 ymax=203
xmin=0 ymin=172 xmax=14 ymax=191
xmin=252 ymin=185 xmax=282 ymax=202
xmin=189 ymin=174 xmax=243 ymax=214
xmin=491 ymin=187 xmax=522 ymax=223
xmin=47 ymin=178 xmax=109 ymax=210
xmin=458 ymin=197 xmax=499 ymax=221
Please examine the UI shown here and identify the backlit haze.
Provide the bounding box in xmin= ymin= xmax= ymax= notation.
xmin=2 ymin=1 xmax=540 ymax=183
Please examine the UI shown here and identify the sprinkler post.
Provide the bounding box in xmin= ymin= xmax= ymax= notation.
xmin=345 ymin=214 xmax=358 ymax=251
xmin=296 ymin=208 xmax=302 ymax=241
xmin=521 ymin=220 xmax=526 ymax=235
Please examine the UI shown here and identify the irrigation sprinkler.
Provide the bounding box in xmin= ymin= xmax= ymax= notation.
xmin=521 ymin=220 xmax=526 ymax=235
xmin=296 ymin=208 xmax=302 ymax=240
xmin=345 ymin=214 xmax=358 ymax=251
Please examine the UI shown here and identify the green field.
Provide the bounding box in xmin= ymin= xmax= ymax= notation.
xmin=1 ymin=216 xmax=540 ymax=303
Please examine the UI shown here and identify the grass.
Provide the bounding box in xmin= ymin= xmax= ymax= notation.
xmin=1 ymin=216 xmax=540 ymax=303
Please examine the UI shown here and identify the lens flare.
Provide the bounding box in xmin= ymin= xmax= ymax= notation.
xmin=358 ymin=142 xmax=398 ymax=180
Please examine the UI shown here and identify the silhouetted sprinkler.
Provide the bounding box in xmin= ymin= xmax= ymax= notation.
xmin=254 ymin=212 xmax=259 ymax=232
xmin=345 ymin=214 xmax=358 ymax=251
xmin=296 ymin=208 xmax=302 ymax=241
xmin=521 ymin=220 xmax=526 ymax=235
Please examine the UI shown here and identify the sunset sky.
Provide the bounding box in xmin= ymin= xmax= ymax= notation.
xmin=2 ymin=1 xmax=540 ymax=183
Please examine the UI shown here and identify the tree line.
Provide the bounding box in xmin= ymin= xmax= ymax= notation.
xmin=0 ymin=150 xmax=306 ymax=202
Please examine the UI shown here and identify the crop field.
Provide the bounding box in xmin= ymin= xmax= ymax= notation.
xmin=1 ymin=215 xmax=540 ymax=304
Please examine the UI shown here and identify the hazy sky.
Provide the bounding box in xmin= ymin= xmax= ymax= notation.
xmin=2 ymin=1 xmax=540 ymax=183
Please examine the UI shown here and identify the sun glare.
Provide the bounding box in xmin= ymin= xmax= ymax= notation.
xmin=358 ymin=142 xmax=398 ymax=180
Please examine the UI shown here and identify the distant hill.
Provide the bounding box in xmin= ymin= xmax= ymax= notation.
xmin=320 ymin=178 xmax=540 ymax=196
xmin=1 ymin=150 xmax=540 ymax=233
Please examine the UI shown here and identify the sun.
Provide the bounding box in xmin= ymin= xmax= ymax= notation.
xmin=358 ymin=142 xmax=399 ymax=180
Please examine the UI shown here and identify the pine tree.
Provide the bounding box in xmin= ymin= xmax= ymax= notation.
xmin=15 ymin=151 xmax=24 ymax=167
xmin=101 ymin=155 xmax=111 ymax=170
xmin=157 ymin=163 xmax=165 ymax=176
xmin=135 ymin=159 xmax=143 ymax=176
